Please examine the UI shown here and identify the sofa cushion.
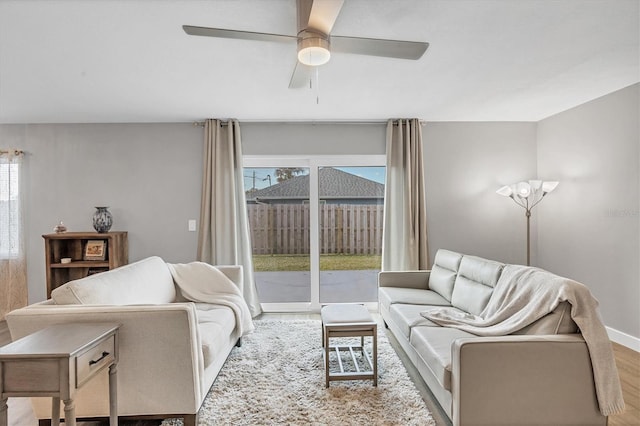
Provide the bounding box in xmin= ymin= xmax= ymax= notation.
xmin=512 ymin=301 xmax=579 ymax=335
xmin=390 ymin=303 xmax=465 ymax=338
xmin=451 ymin=255 xmax=504 ymax=316
xmin=51 ymin=256 xmax=176 ymax=305
xmin=195 ymin=303 xmax=236 ymax=368
xmin=379 ymin=287 xmax=450 ymax=312
xmin=410 ymin=326 xmax=476 ymax=391
xmin=428 ymin=250 xmax=463 ymax=301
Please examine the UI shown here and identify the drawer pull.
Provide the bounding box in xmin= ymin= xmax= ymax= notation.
xmin=89 ymin=351 xmax=110 ymax=366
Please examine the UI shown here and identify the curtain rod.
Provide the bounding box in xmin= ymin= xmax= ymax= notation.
xmin=192 ymin=119 xmax=426 ymax=127
xmin=0 ymin=149 xmax=24 ymax=155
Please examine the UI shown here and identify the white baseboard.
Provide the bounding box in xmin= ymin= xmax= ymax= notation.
xmin=606 ymin=326 xmax=640 ymax=352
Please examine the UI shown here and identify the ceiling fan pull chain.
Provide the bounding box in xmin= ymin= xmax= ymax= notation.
xmin=315 ymin=66 xmax=320 ymax=104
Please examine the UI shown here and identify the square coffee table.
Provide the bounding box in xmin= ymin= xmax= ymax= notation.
xmin=320 ymin=304 xmax=377 ymax=388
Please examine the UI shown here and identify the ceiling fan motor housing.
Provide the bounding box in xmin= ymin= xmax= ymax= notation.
xmin=297 ymin=30 xmax=331 ymax=66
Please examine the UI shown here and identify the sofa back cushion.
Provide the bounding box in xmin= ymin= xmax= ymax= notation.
xmin=451 ymin=255 xmax=504 ymax=315
xmin=428 ymin=249 xmax=463 ymax=301
xmin=51 ymin=256 xmax=176 ymax=305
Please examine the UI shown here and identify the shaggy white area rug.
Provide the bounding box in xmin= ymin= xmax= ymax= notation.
xmin=164 ymin=319 xmax=435 ymax=425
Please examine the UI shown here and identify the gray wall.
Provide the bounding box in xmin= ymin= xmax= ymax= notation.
xmin=423 ymin=122 xmax=538 ymax=265
xmin=4 ymin=112 xmax=636 ymax=341
xmin=241 ymin=121 xmax=539 ymax=266
xmin=241 ymin=122 xmax=387 ymax=155
xmin=1 ymin=120 xmax=539 ymax=306
xmin=537 ymin=84 xmax=639 ymax=338
xmin=0 ymin=123 xmax=203 ymax=303
xmin=2 ymin=121 xmax=391 ymax=304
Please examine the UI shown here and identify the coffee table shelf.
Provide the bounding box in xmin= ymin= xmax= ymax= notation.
xmin=320 ymin=304 xmax=378 ymax=388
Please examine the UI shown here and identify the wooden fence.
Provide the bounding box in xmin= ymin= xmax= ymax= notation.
xmin=247 ymin=204 xmax=383 ymax=255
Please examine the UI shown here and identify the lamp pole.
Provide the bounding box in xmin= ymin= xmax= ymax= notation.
xmin=496 ymin=180 xmax=559 ymax=267
xmin=525 ymin=209 xmax=531 ymax=266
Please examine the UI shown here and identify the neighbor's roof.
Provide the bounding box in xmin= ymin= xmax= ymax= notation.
xmin=247 ymin=167 xmax=384 ymax=200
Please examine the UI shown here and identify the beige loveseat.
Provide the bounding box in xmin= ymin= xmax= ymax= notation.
xmin=379 ymin=249 xmax=623 ymax=426
xmin=6 ymin=256 xmax=246 ymax=426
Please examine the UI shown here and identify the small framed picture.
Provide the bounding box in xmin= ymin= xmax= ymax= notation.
xmin=84 ymin=240 xmax=107 ymax=261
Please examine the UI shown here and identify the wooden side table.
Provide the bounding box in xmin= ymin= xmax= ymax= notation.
xmin=0 ymin=323 xmax=120 ymax=426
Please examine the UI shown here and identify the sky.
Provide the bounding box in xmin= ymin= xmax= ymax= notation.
xmin=243 ymin=166 xmax=386 ymax=191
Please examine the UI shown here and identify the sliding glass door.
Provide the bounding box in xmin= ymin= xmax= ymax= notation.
xmin=318 ymin=166 xmax=385 ymax=304
xmin=244 ymin=166 xmax=311 ymax=304
xmin=244 ymin=156 xmax=385 ymax=311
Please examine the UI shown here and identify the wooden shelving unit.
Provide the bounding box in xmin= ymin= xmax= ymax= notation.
xmin=43 ymin=231 xmax=128 ymax=298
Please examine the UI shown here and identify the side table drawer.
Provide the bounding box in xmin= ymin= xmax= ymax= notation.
xmin=76 ymin=335 xmax=116 ymax=387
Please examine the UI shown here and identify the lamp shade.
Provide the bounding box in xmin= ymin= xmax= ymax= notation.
xmin=496 ymin=185 xmax=513 ymax=197
xmin=529 ymin=180 xmax=543 ymax=191
xmin=515 ymin=182 xmax=531 ymax=198
xmin=542 ymin=181 xmax=559 ymax=194
xmin=496 ymin=180 xmax=559 ymax=202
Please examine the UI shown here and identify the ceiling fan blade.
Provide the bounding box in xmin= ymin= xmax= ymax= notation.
xmin=307 ymin=0 xmax=344 ymax=34
xmin=182 ymin=25 xmax=296 ymax=44
xmin=331 ymin=36 xmax=429 ymax=60
xmin=289 ymin=61 xmax=314 ymax=89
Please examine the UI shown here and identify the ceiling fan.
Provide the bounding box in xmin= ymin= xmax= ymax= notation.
xmin=183 ymin=0 xmax=429 ymax=89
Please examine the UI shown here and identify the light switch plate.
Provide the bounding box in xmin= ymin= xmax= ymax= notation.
xmin=188 ymin=219 xmax=196 ymax=232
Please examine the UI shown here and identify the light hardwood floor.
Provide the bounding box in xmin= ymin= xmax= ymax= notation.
xmin=609 ymin=342 xmax=640 ymax=426
xmin=2 ymin=316 xmax=639 ymax=426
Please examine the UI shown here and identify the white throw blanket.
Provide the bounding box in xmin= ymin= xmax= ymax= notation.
xmin=168 ymin=262 xmax=255 ymax=336
xmin=422 ymin=265 xmax=625 ymax=416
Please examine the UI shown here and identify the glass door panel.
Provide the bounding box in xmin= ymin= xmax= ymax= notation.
xmin=245 ymin=167 xmax=311 ymax=303
xmin=318 ymin=166 xmax=385 ymax=303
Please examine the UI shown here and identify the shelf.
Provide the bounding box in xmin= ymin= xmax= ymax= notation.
xmin=41 ymin=232 xmax=117 ymax=240
xmin=50 ymin=261 xmax=110 ymax=268
xmin=43 ymin=232 xmax=128 ymax=298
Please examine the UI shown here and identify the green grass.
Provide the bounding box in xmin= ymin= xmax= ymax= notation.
xmin=252 ymin=254 xmax=381 ymax=272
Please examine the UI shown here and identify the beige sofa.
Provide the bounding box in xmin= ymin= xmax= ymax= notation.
xmin=379 ymin=249 xmax=615 ymax=426
xmin=6 ymin=256 xmax=245 ymax=426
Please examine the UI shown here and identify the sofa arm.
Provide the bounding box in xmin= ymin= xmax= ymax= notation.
xmin=6 ymin=302 xmax=206 ymax=417
xmin=215 ymin=265 xmax=243 ymax=293
xmin=378 ymin=270 xmax=431 ymax=289
xmin=451 ymin=334 xmax=606 ymax=426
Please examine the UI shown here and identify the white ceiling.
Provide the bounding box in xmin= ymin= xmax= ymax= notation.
xmin=0 ymin=0 xmax=638 ymax=124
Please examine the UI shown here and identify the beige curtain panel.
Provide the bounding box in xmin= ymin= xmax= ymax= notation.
xmin=197 ymin=120 xmax=262 ymax=317
xmin=0 ymin=149 xmax=27 ymax=320
xmin=382 ymin=119 xmax=429 ymax=271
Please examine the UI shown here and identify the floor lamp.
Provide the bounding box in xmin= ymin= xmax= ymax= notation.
xmin=496 ymin=180 xmax=559 ymax=266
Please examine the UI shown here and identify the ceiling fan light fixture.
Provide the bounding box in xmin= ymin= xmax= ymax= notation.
xmin=297 ymin=35 xmax=330 ymax=66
